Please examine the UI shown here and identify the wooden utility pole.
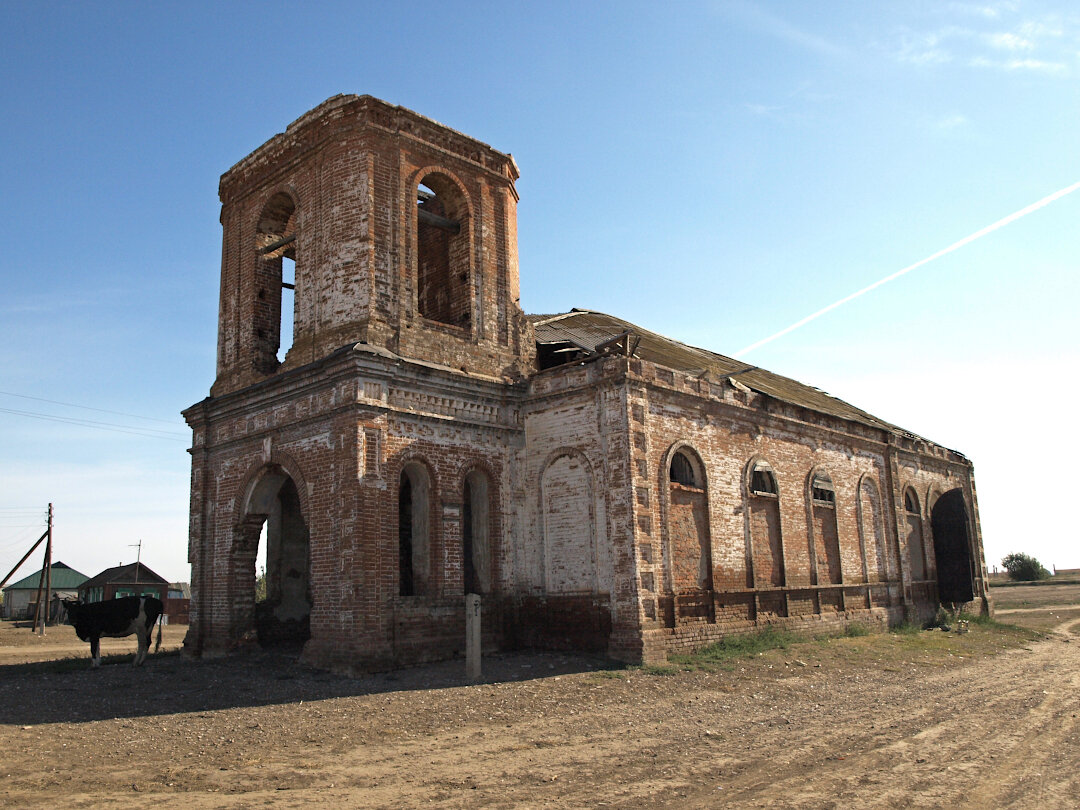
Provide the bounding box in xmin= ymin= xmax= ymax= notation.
xmin=33 ymin=504 xmax=53 ymax=635
xmin=44 ymin=503 xmax=53 ymax=628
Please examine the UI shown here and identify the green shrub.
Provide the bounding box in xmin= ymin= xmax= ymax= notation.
xmin=1001 ymin=553 xmax=1050 ymax=582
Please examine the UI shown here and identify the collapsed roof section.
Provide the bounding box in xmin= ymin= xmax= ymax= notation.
xmin=530 ymin=309 xmax=956 ymax=453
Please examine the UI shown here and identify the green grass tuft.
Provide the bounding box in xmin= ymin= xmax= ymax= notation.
xmin=638 ymin=664 xmax=679 ymax=676
xmin=891 ymin=621 xmax=923 ymax=636
xmin=667 ymin=626 xmax=806 ymax=671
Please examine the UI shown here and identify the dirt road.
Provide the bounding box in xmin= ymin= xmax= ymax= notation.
xmin=1 ymin=611 xmax=1078 ymax=808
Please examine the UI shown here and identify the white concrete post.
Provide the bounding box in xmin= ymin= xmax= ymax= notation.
xmin=466 ymin=593 xmax=481 ymax=681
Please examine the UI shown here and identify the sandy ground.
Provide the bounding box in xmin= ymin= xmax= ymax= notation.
xmin=1 ymin=591 xmax=1079 ymax=808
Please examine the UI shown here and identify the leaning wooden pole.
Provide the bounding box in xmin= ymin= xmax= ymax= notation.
xmin=0 ymin=530 xmax=48 ymax=591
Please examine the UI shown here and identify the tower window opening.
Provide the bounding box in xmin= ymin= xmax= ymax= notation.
xmin=254 ymin=193 xmax=297 ymax=372
xmin=416 ymin=176 xmax=470 ymax=328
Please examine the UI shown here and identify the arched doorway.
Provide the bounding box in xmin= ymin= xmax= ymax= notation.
xmin=931 ymin=488 xmax=974 ymax=604
xmin=239 ymin=467 xmax=311 ymax=648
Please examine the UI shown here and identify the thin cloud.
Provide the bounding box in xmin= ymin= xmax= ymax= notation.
xmin=946 ymin=2 xmax=1015 ymax=20
xmin=720 ymin=1 xmax=845 ymax=59
xmin=970 ymin=55 xmax=1068 ymax=73
xmin=888 ymin=6 xmax=1077 ymax=76
xmin=935 ymin=113 xmax=969 ymax=130
xmin=745 ymin=102 xmax=784 ymax=117
xmin=988 ymin=31 xmax=1034 ymax=50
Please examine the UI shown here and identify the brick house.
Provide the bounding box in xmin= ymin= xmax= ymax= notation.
xmin=78 ymin=562 xmax=169 ymax=604
xmin=183 ymin=95 xmax=989 ymax=672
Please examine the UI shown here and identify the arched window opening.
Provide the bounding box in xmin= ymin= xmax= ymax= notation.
xmin=416 ymin=175 xmax=470 ymax=328
xmin=399 ymin=464 xmax=431 ymax=596
xmin=905 ymin=489 xmax=919 ymax=515
xmin=398 ymin=474 xmax=414 ymax=596
xmin=665 ymin=446 xmax=713 ymax=623
xmin=904 ymin=488 xmax=927 ymax=581
xmin=279 ymin=256 xmax=295 ymax=364
xmin=747 ymin=458 xmax=784 ymax=609
xmin=811 ymin=471 xmax=835 ymax=506
xmin=254 ymin=193 xmax=297 ymax=372
xmin=750 ymin=461 xmax=778 ymax=496
xmin=809 ymin=470 xmax=842 ymax=589
xmin=669 ymin=451 xmax=697 ymax=487
xmin=463 ymin=469 xmax=492 ymax=595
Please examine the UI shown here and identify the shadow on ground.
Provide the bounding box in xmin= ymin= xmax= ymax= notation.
xmin=0 ymin=648 xmax=620 ymax=726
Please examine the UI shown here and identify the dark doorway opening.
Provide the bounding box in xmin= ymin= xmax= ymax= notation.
xmin=252 ymin=476 xmax=312 ymax=648
xmin=931 ymin=488 xmax=974 ymax=604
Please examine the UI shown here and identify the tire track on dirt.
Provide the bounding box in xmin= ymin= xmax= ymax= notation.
xmin=665 ymin=634 xmax=1080 ymax=809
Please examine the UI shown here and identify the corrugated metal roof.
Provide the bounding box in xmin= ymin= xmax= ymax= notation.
xmin=530 ymin=309 xmax=933 ymax=443
xmin=3 ymin=562 xmax=89 ymax=591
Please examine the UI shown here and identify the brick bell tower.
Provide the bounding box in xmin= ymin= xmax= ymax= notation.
xmin=184 ymin=96 xmax=536 ymax=666
xmin=211 ymin=94 xmax=534 ymax=396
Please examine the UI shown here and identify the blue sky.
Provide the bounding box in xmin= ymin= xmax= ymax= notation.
xmin=1 ymin=1 xmax=1077 ymax=583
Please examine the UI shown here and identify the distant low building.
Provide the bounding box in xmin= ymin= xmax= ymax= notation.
xmin=78 ymin=562 xmax=169 ymax=604
xmin=165 ymin=582 xmax=191 ymax=625
xmin=2 ymin=561 xmax=88 ymax=620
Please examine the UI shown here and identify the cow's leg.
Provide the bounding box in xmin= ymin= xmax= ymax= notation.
xmin=133 ymin=625 xmax=149 ymax=666
xmin=90 ymin=637 xmax=101 ymax=668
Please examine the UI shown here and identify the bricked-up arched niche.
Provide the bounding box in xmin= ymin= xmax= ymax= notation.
xmin=254 ymin=192 xmax=298 ymax=372
xmin=931 ymin=488 xmax=974 ymax=604
xmin=239 ymin=466 xmax=311 ymax=647
xmin=416 ymin=173 xmax=471 ymax=329
xmin=541 ymin=451 xmax=596 ymax=594
xmin=809 ymin=470 xmax=842 ymax=586
xmin=857 ymin=476 xmax=891 ymax=583
xmin=462 ymin=468 xmax=492 ymax=595
xmin=664 ymin=446 xmax=713 ymax=599
xmin=398 ymin=462 xmax=433 ymax=597
xmin=904 ymin=488 xmax=927 ymax=581
xmin=747 ymin=459 xmax=785 ymax=599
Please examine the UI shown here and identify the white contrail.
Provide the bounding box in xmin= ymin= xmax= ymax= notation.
xmin=735 ymin=180 xmax=1080 ymax=358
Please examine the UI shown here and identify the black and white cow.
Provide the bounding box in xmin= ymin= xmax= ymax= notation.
xmin=63 ymin=595 xmax=164 ymax=667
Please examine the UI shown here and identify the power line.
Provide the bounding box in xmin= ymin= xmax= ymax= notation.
xmin=0 ymin=406 xmax=188 ymax=441
xmin=0 ymin=390 xmax=183 ymax=426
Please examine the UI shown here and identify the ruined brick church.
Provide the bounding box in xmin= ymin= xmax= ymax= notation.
xmin=183 ymin=95 xmax=990 ymax=671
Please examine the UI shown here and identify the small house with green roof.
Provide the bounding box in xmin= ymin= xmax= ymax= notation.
xmin=1 ymin=561 xmax=89 ymax=620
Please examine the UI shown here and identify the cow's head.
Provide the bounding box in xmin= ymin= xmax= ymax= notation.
xmin=62 ymin=599 xmax=82 ymax=623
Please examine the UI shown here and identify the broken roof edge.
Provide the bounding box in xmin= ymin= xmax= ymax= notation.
xmin=527 ymin=309 xmax=967 ymax=460
xmin=221 ymin=94 xmax=518 ymax=190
